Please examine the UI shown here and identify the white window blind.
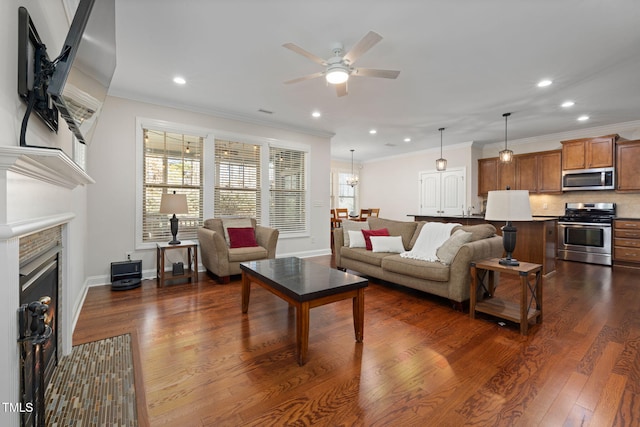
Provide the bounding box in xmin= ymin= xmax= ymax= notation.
xmin=142 ymin=129 xmax=203 ymax=243
xmin=269 ymin=147 xmax=306 ymax=233
xmin=214 ymin=140 xmax=261 ymax=222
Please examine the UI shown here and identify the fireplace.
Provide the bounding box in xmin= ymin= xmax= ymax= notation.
xmin=18 ymin=228 xmax=61 ymax=427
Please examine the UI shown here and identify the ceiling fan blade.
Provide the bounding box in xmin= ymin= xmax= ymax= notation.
xmin=284 ymin=72 xmax=325 ymax=85
xmin=352 ymin=68 xmax=400 ymax=79
xmin=282 ymin=43 xmax=326 ymax=65
xmin=335 ymin=82 xmax=348 ymax=97
xmin=343 ymin=31 xmax=383 ymax=65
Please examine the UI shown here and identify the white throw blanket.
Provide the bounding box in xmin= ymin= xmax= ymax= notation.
xmin=400 ymin=222 xmax=462 ymax=261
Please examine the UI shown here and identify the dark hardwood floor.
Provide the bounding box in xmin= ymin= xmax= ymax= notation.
xmin=73 ymin=257 xmax=640 ymax=426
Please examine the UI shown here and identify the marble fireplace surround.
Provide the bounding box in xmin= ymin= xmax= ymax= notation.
xmin=0 ymin=146 xmax=93 ymax=423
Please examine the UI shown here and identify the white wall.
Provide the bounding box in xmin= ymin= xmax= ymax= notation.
xmin=85 ymin=96 xmax=332 ymax=281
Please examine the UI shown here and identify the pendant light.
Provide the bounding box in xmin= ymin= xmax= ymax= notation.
xmin=499 ymin=112 xmax=514 ymax=163
xmin=347 ymin=149 xmax=359 ymax=187
xmin=436 ymin=127 xmax=447 ymax=171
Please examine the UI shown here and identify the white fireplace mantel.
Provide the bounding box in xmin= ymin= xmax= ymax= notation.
xmin=0 ymin=146 xmax=94 ymax=189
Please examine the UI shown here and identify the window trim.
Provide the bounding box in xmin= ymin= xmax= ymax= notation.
xmin=135 ymin=117 xmax=214 ymax=250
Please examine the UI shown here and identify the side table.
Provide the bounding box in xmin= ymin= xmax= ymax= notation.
xmin=470 ymin=258 xmax=543 ymax=335
xmin=156 ymin=240 xmax=198 ymax=287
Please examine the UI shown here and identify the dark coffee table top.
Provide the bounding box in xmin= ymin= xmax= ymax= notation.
xmin=240 ymin=257 xmax=368 ymax=302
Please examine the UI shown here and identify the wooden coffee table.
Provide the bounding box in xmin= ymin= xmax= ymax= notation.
xmin=240 ymin=257 xmax=368 ymax=365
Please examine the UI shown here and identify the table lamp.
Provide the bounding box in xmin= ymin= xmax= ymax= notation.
xmin=159 ymin=191 xmax=189 ymax=245
xmin=484 ymin=188 xmax=532 ymax=266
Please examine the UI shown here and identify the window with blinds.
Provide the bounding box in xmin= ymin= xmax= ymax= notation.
xmin=142 ymin=129 xmax=203 ymax=242
xmin=269 ymin=147 xmax=306 ymax=233
xmin=214 ymin=140 xmax=261 ymax=222
xmin=337 ymin=172 xmax=356 ymax=213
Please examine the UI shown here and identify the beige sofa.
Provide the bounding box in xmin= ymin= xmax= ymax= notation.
xmin=334 ymin=217 xmax=503 ymax=308
xmin=198 ymin=218 xmax=279 ymax=283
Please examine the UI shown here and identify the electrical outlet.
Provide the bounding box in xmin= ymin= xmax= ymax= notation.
xmin=543 ymin=203 xmax=548 ymax=210
xmin=125 ymin=251 xmax=133 ymax=261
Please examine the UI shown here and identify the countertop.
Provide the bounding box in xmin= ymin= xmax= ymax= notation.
xmin=409 ymin=214 xmax=558 ymax=222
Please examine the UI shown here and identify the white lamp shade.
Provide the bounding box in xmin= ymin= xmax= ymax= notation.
xmin=159 ymin=192 xmax=189 ymax=214
xmin=484 ymin=190 xmax=532 ymax=221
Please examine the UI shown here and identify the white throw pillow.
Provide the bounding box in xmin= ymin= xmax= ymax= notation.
xmin=222 ymin=218 xmax=253 ymax=245
xmin=342 ymin=220 xmax=370 ymax=246
xmin=348 ymin=230 xmax=367 ymax=248
xmin=370 ymin=235 xmax=405 ymax=253
xmin=436 ymin=229 xmax=473 ymax=264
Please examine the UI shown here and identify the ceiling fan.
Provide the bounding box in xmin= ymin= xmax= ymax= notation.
xmin=282 ymin=31 xmax=400 ymax=97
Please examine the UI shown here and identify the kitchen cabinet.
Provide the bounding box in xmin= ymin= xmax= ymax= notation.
xmin=478 ymin=158 xmax=497 ymax=195
xmin=478 ymin=150 xmax=562 ymax=195
xmin=616 ymin=140 xmax=640 ymax=192
xmin=561 ymin=134 xmax=617 ymax=170
xmin=614 ymin=219 xmax=640 ymax=268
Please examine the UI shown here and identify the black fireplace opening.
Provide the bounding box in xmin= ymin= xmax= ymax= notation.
xmin=18 ymin=247 xmax=59 ymax=427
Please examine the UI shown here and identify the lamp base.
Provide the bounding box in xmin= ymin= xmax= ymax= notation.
xmin=168 ymin=239 xmax=181 ymax=245
xmin=499 ymin=257 xmax=520 ymax=266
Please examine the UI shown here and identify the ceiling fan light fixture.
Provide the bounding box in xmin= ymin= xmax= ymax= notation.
xmin=326 ymin=66 xmax=349 ymax=84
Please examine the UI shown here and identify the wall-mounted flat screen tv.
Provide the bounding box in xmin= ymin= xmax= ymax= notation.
xmin=48 ymin=0 xmax=116 ymax=145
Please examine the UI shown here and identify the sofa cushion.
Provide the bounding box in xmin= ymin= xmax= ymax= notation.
xmin=348 ymin=230 xmax=367 ymax=248
xmin=452 ymin=224 xmax=496 ymax=241
xmin=436 ymin=229 xmax=473 ymax=264
xmin=228 ymin=246 xmax=268 ymax=262
xmin=367 ymin=218 xmax=418 ymax=250
xmin=227 ymin=227 xmax=259 ymax=248
xmin=341 ymin=247 xmax=391 ymax=267
xmin=362 ymin=228 xmax=390 ymax=250
xmin=371 ymin=235 xmax=405 ymax=253
xmin=382 ymin=254 xmax=450 ymax=282
xmin=222 ymin=218 xmax=254 ymax=245
xmin=342 ymin=220 xmax=370 ymax=246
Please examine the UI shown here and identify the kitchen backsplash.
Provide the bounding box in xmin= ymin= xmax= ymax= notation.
xmin=529 ymin=192 xmax=640 ymax=218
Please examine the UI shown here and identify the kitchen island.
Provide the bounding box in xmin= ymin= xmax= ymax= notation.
xmin=411 ymin=215 xmax=557 ymax=276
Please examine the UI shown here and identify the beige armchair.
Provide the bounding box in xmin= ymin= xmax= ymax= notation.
xmin=198 ymin=218 xmax=279 ymax=283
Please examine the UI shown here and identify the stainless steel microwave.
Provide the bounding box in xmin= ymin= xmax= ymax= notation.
xmin=562 ymin=167 xmax=615 ymax=191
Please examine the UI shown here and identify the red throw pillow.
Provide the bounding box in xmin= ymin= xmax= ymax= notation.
xmin=227 ymin=227 xmax=259 ymax=248
xmin=362 ymin=228 xmax=390 ymax=250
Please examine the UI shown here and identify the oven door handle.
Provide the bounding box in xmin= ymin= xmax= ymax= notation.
xmin=558 ymin=222 xmax=611 ymax=227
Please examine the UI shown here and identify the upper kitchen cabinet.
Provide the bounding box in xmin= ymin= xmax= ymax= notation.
xmin=616 ymin=139 xmax=640 ymax=192
xmin=478 ymin=157 xmax=498 ymax=195
xmin=478 ymin=150 xmax=562 ymax=195
xmin=561 ymin=134 xmax=618 ymax=170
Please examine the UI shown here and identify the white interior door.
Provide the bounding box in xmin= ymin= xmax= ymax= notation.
xmin=419 ymin=171 xmax=440 ymax=215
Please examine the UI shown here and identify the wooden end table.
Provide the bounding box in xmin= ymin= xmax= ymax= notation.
xmin=240 ymin=257 xmax=368 ymax=366
xmin=156 ymin=240 xmax=198 ymax=287
xmin=470 ymin=258 xmax=543 ymax=335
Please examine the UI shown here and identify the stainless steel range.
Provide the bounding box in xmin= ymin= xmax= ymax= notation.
xmin=557 ymin=202 xmax=615 ymax=266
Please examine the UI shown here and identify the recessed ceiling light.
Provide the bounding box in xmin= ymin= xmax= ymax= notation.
xmin=537 ymin=79 xmax=552 ymax=87
xmin=577 ymin=115 xmax=590 ymax=121
xmin=311 ymin=111 xmax=321 ymax=118
xmin=404 ymin=137 xmax=411 ymax=143
xmin=173 ymin=76 xmax=186 ymax=85
xmin=369 ymin=129 xmax=377 ymax=135
xmin=561 ymin=101 xmax=575 ymax=108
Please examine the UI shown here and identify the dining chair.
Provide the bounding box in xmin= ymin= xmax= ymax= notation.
xmin=335 ymin=208 xmax=349 ymax=226
xmin=330 ymin=209 xmax=340 ymax=229
xmin=369 ymin=208 xmax=380 ymax=217
xmin=358 ymin=208 xmax=372 ymax=221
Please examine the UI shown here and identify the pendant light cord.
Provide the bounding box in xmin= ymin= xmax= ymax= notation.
xmin=439 ymin=128 xmax=444 ymax=157
xmin=503 ymin=112 xmax=511 ymax=149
